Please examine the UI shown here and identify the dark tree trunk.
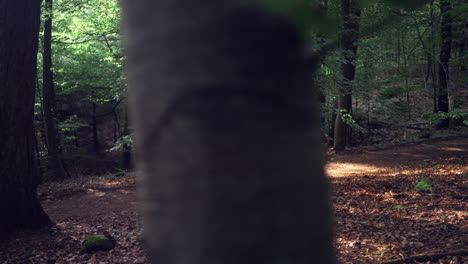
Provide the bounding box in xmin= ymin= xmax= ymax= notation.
xmin=42 ymin=0 xmax=67 ymax=180
xmin=329 ymin=98 xmax=337 ymax=146
xmin=123 ymin=1 xmax=335 ymax=264
xmin=91 ymin=102 xmax=100 ymax=153
xmin=0 ymin=0 xmax=52 ymax=235
xmin=334 ymin=0 xmax=360 ymax=150
xmin=431 ymin=0 xmax=438 ymax=113
xmin=437 ymin=0 xmax=452 ymax=117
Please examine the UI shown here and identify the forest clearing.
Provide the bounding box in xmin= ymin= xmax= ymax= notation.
xmin=1 ymin=0 xmax=467 ymax=263
xmin=1 ymin=137 xmax=466 ymax=264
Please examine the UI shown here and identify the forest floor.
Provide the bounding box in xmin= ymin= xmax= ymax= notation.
xmin=1 ymin=137 xmax=467 ymax=264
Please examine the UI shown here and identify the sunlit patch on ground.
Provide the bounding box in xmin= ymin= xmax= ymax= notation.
xmin=399 ymin=152 xmax=432 ymax=158
xmin=438 ymin=147 xmax=466 ymax=152
xmin=326 ymin=162 xmax=384 ymax=177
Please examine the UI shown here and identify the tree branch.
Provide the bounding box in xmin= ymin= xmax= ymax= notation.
xmin=380 ymin=249 xmax=468 ymax=264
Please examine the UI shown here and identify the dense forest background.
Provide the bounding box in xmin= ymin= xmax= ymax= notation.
xmin=29 ymin=0 xmax=467 ymax=180
xmin=0 ymin=0 xmax=467 ymax=263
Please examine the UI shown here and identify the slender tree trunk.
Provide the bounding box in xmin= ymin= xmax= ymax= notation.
xmin=123 ymin=1 xmax=335 ymax=264
xmin=412 ymin=10 xmax=436 ymax=114
xmin=33 ymin=125 xmax=44 ymax=182
xmin=437 ymin=0 xmax=452 ymax=117
xmin=329 ymin=98 xmax=337 ymax=146
xmin=42 ymin=0 xmax=67 ymax=180
xmin=0 ymin=0 xmax=52 ymax=235
xmin=397 ymin=30 xmax=401 ymax=66
xmin=431 ymin=0 xmax=438 ymax=113
xmin=91 ymin=102 xmax=100 ymax=153
xmin=403 ymin=54 xmax=411 ymax=120
xmin=334 ymin=0 xmax=360 ymax=150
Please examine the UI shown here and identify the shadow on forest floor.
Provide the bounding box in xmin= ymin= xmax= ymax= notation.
xmin=327 ymin=137 xmax=468 ymax=263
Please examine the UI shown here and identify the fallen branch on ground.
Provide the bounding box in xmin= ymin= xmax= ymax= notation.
xmin=380 ymin=249 xmax=468 ymax=264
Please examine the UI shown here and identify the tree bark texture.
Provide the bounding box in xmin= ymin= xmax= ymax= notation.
xmin=122 ymin=1 xmax=335 ymax=264
xmin=0 ymin=0 xmax=52 ymax=235
xmin=437 ymin=0 xmax=452 ymax=114
xmin=42 ymin=0 xmax=67 ymax=180
xmin=334 ymin=0 xmax=360 ymax=150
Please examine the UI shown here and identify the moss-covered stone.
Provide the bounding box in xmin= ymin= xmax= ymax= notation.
xmin=80 ymin=234 xmax=116 ymax=253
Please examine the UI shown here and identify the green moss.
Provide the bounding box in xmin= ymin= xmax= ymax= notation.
xmin=80 ymin=234 xmax=116 ymax=253
xmin=415 ymin=178 xmax=433 ymax=193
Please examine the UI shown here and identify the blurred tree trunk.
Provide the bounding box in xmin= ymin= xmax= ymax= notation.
xmin=437 ymin=0 xmax=452 ymax=120
xmin=334 ymin=0 xmax=360 ymax=150
xmin=42 ymin=0 xmax=67 ymax=180
xmin=0 ymin=0 xmax=52 ymax=235
xmin=123 ymin=1 xmax=335 ymax=264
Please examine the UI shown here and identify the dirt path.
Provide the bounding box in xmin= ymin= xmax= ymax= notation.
xmin=44 ymin=137 xmax=468 ymax=221
xmin=1 ymin=137 xmax=466 ymax=263
xmin=42 ymin=186 xmax=138 ymax=222
xmin=327 ymin=137 xmax=468 ymax=178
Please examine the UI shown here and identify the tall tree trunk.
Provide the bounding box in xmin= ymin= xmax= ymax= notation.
xmin=334 ymin=0 xmax=360 ymax=150
xmin=329 ymin=98 xmax=337 ymax=146
xmin=437 ymin=0 xmax=452 ymax=118
xmin=91 ymin=102 xmax=100 ymax=154
xmin=123 ymin=1 xmax=335 ymax=264
xmin=403 ymin=54 xmax=411 ymax=120
xmin=0 ymin=0 xmax=52 ymax=235
xmin=431 ymin=0 xmax=438 ymax=113
xmin=42 ymin=0 xmax=67 ymax=180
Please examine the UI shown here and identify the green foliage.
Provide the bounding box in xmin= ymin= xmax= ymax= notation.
xmin=58 ymin=115 xmax=87 ymax=132
xmin=379 ymin=0 xmax=428 ymax=10
xmin=51 ymin=0 xmax=123 ymax=101
xmin=427 ymin=112 xmax=468 ymax=127
xmin=453 ymin=96 xmax=466 ymax=109
xmin=256 ymin=0 xmax=338 ymax=41
xmin=379 ymin=86 xmax=406 ymax=99
xmin=337 ymin=109 xmax=364 ymax=131
xmin=415 ymin=178 xmax=433 ymax=193
xmin=58 ymin=115 xmax=87 ymax=144
xmin=108 ymin=135 xmax=134 ymax=152
xmin=81 ymin=234 xmax=116 ymax=253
